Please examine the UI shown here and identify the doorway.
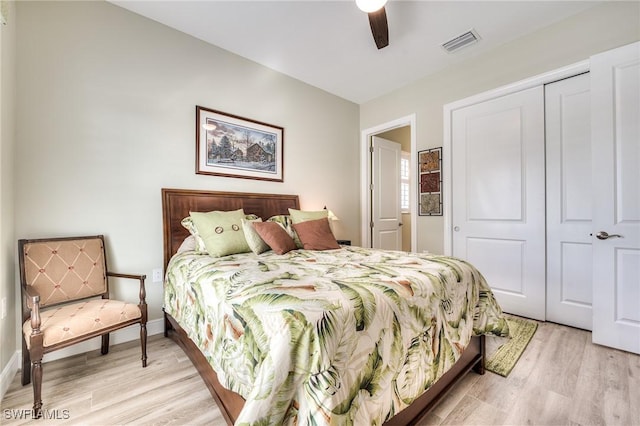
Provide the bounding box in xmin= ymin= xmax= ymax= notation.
xmin=360 ymin=114 xmax=417 ymax=252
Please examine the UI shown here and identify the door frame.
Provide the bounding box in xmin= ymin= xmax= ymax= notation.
xmin=442 ymin=60 xmax=589 ymax=256
xmin=360 ymin=114 xmax=417 ymax=251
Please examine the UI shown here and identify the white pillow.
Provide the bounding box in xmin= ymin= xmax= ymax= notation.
xmin=176 ymin=235 xmax=197 ymax=254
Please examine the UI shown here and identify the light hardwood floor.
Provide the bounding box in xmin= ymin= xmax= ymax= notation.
xmin=2 ymin=320 xmax=638 ymax=425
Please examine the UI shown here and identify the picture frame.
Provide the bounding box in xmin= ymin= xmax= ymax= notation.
xmin=418 ymin=147 xmax=443 ymax=216
xmin=196 ymin=106 xmax=284 ymax=182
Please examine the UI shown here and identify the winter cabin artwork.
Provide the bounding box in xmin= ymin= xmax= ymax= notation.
xmin=196 ymin=105 xmax=284 ymax=182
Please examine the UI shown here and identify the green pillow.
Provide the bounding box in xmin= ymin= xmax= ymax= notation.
xmin=288 ymin=208 xmax=328 ymax=224
xmin=242 ymin=218 xmax=270 ymax=255
xmin=189 ymin=209 xmax=250 ymax=257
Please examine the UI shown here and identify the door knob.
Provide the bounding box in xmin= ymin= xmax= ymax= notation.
xmin=595 ymin=231 xmax=622 ymax=240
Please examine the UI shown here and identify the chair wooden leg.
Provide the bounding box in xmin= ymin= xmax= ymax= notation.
xmin=31 ymin=359 xmax=43 ymax=418
xmin=21 ymin=338 xmax=31 ymax=386
xmin=141 ymin=323 xmax=148 ymax=367
xmin=101 ymin=333 xmax=110 ymax=355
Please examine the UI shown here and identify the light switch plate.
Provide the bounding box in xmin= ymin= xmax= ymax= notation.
xmin=152 ymin=268 xmax=163 ymax=283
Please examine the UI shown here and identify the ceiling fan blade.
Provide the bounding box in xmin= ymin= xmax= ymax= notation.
xmin=368 ymin=6 xmax=389 ymax=49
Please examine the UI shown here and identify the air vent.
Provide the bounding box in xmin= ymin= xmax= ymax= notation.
xmin=441 ymin=29 xmax=480 ymax=53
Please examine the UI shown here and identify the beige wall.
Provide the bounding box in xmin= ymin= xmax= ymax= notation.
xmin=361 ymin=1 xmax=640 ymax=255
xmin=0 ymin=0 xmax=16 ymax=382
xmin=7 ymin=0 xmax=359 ymax=365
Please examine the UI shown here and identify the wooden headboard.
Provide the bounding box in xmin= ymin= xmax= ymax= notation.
xmin=161 ymin=188 xmax=300 ymax=268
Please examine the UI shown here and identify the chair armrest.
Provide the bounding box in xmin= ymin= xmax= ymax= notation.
xmin=107 ymin=272 xmax=146 ymax=281
xmin=24 ymin=286 xmax=41 ymax=306
xmin=24 ymin=286 xmax=42 ymax=333
xmin=106 ymin=272 xmax=147 ymax=305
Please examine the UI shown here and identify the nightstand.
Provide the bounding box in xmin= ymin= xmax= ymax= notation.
xmin=337 ymin=239 xmax=351 ymax=246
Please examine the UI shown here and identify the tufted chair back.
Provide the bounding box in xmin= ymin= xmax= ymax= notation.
xmin=21 ymin=236 xmax=108 ymax=309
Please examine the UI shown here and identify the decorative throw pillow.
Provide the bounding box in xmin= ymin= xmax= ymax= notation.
xmin=252 ymin=221 xmax=297 ymax=255
xmin=292 ymin=218 xmax=340 ymax=250
xmin=242 ymin=218 xmax=270 ymax=255
xmin=189 ymin=209 xmax=251 ymax=257
xmin=288 ymin=208 xmax=330 ymax=248
xmin=180 ymin=216 xmax=207 ymax=253
xmin=266 ymin=215 xmax=297 ymax=239
xmin=288 ymin=208 xmax=328 ymax=224
xmin=176 ymin=235 xmax=198 ymax=254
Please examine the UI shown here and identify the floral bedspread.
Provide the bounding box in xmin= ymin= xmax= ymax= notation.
xmin=164 ymin=246 xmax=508 ymax=425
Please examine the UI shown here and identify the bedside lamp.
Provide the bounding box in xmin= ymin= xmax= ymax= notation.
xmin=324 ymin=206 xmax=339 ymax=234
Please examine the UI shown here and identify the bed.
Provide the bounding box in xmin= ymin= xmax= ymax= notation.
xmin=161 ymin=188 xmax=508 ymax=425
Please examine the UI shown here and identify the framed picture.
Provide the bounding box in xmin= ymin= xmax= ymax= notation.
xmin=418 ymin=147 xmax=442 ymax=215
xmin=196 ymin=106 xmax=284 ymax=182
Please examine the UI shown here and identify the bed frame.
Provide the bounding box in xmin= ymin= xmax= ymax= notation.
xmin=161 ymin=188 xmax=485 ymax=425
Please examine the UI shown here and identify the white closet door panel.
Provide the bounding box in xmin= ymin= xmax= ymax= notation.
xmin=452 ymin=86 xmax=546 ymax=320
xmin=467 ymin=237 xmax=524 ymax=293
xmin=615 ymin=62 xmax=640 ymax=223
xmin=591 ymin=41 xmax=640 ymax=354
xmin=545 ymin=73 xmax=593 ymax=330
xmin=560 ymin=242 xmax=593 ymax=305
xmin=616 ymin=249 xmax=640 ymax=323
xmin=466 ymin=108 xmax=523 ymax=221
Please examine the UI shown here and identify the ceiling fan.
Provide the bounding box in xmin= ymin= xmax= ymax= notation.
xmin=356 ymin=0 xmax=389 ymax=49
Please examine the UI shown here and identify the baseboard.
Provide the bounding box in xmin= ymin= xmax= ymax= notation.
xmin=0 ymin=350 xmax=20 ymax=402
xmin=1 ymin=318 xmax=164 ymax=401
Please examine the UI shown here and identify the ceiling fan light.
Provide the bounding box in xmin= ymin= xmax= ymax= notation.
xmin=356 ymin=0 xmax=387 ymax=13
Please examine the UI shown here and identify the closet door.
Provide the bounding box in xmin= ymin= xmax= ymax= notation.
xmin=451 ymin=86 xmax=546 ymax=320
xmin=545 ymin=73 xmax=593 ymax=330
xmin=591 ymin=42 xmax=640 ymax=355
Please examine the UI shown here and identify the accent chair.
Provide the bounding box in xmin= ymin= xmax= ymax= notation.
xmin=19 ymin=235 xmax=147 ymax=417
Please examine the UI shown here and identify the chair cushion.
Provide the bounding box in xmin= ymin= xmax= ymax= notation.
xmin=23 ymin=299 xmax=141 ymax=349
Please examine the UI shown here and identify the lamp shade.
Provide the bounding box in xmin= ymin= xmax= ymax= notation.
xmin=324 ymin=206 xmax=339 ymax=221
xmin=356 ymin=0 xmax=387 ymax=13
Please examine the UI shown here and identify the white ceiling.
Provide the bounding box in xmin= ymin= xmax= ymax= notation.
xmin=109 ymin=1 xmax=602 ymax=104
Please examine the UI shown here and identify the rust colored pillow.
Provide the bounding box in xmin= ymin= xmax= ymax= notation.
xmin=252 ymin=221 xmax=297 ymax=255
xmin=292 ymin=218 xmax=340 ymax=250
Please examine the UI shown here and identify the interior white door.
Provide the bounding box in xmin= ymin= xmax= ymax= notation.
xmin=452 ymin=86 xmax=546 ymax=320
xmin=591 ymin=42 xmax=640 ymax=355
xmin=372 ymin=136 xmax=402 ymax=250
xmin=545 ymin=73 xmax=594 ymax=330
